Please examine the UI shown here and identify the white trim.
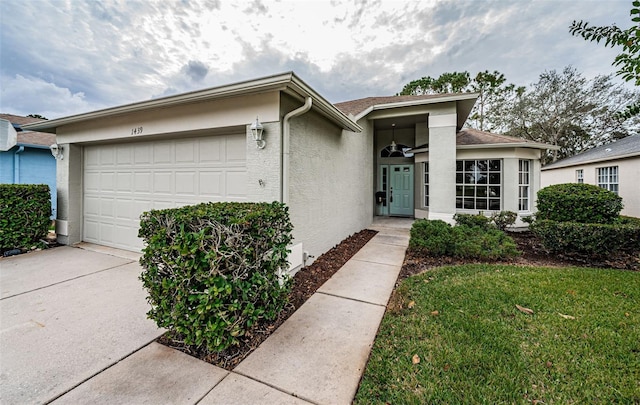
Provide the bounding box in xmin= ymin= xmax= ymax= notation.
xmin=542 ymin=152 xmax=640 ymax=170
xmin=23 ymin=72 xmax=362 ymax=134
xmin=354 ymin=93 xmax=479 ymax=121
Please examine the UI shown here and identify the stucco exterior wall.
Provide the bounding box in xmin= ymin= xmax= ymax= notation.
xmin=245 ymin=121 xmax=281 ymax=203
xmin=541 ymin=156 xmax=640 ymax=218
xmin=287 ymin=106 xmax=373 ymax=263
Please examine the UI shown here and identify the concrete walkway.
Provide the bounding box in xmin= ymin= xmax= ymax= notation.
xmin=1 ymin=218 xmax=411 ymax=405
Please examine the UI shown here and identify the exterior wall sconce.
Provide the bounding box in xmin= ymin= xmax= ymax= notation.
xmin=50 ymin=143 xmax=63 ymax=160
xmin=250 ymin=117 xmax=266 ymax=149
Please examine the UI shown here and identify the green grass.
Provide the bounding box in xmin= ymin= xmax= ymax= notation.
xmin=355 ymin=265 xmax=640 ymax=404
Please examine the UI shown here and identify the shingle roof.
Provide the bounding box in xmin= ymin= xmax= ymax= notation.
xmin=334 ymin=94 xmax=462 ymax=116
xmin=0 ymin=113 xmax=55 ymax=147
xmin=411 ymin=128 xmax=556 ymax=151
xmin=457 ymin=128 xmax=528 ymax=145
xmin=542 ymin=135 xmax=640 ymax=170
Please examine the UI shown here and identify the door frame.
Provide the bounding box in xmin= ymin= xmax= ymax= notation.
xmin=377 ymin=163 xmax=414 ymax=217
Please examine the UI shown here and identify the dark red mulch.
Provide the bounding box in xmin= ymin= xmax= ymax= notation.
xmin=157 ymin=228 xmax=378 ymax=370
xmin=399 ymin=230 xmax=639 ymax=280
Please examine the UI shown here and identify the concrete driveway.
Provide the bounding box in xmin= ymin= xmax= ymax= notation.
xmin=0 ymin=245 xmax=164 ymax=404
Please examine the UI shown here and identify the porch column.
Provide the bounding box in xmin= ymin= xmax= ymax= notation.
xmin=428 ymin=113 xmax=457 ymax=223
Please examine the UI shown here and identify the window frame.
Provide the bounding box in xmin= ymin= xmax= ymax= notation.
xmin=576 ymin=169 xmax=584 ymax=184
xmin=455 ymin=159 xmax=502 ymax=211
xmin=423 ymin=162 xmax=429 ymax=207
xmin=518 ymin=159 xmax=531 ymax=212
xmin=597 ymin=166 xmax=619 ymax=194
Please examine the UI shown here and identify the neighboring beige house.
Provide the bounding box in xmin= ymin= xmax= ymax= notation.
xmin=25 ymin=72 xmax=557 ymax=271
xmin=541 ymin=135 xmax=640 ymax=218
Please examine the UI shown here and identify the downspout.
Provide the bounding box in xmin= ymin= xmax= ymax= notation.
xmin=13 ymin=146 xmax=24 ymax=183
xmin=281 ymin=97 xmax=312 ymax=204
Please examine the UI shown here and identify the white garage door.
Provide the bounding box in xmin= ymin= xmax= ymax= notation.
xmin=83 ymin=134 xmax=247 ymax=251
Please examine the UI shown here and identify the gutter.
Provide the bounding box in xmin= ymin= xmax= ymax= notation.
xmin=13 ymin=146 xmax=24 ymax=183
xmin=282 ymin=97 xmax=312 ymax=204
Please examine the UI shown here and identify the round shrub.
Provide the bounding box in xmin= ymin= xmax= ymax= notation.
xmin=537 ymin=183 xmax=623 ymax=224
xmin=409 ymin=219 xmax=453 ymax=256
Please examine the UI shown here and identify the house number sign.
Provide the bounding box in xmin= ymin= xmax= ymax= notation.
xmin=131 ymin=126 xmax=143 ymax=135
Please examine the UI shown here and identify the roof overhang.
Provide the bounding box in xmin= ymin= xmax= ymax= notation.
xmin=354 ymin=92 xmax=479 ymax=129
xmin=23 ymin=72 xmax=362 ymax=134
xmin=411 ymin=141 xmax=560 ymax=154
xmin=542 ymin=151 xmax=640 ymax=170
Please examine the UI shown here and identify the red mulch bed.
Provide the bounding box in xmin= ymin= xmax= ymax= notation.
xmin=157 ymin=228 xmax=378 ymax=370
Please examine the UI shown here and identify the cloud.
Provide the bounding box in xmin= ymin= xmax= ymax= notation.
xmin=183 ymin=60 xmax=209 ymax=82
xmin=0 ymin=0 xmax=634 ymax=119
xmin=0 ymin=74 xmax=94 ymax=118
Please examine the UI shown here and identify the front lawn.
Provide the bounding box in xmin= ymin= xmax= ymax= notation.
xmin=355 ymin=265 xmax=640 ymax=404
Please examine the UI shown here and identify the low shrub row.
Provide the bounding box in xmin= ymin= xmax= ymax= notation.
xmin=537 ymin=183 xmax=623 ymax=224
xmin=452 ymin=211 xmax=518 ymax=231
xmin=0 ymin=184 xmax=51 ymax=250
xmin=138 ymin=201 xmax=293 ymax=352
xmin=409 ymin=219 xmax=519 ymax=260
xmin=530 ymin=219 xmax=640 ymax=257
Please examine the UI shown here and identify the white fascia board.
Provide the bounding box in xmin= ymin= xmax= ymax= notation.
xmin=23 ymin=72 xmax=297 ymax=133
xmin=287 ymin=75 xmax=362 ymax=133
xmin=457 ymin=142 xmax=560 ymax=151
xmin=24 ymin=71 xmax=362 ymax=134
xmin=412 ymin=142 xmax=559 ymax=154
xmin=354 ymin=93 xmax=480 ymax=122
xmin=541 ymin=151 xmax=640 ymax=170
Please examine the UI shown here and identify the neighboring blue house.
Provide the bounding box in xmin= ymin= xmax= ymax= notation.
xmin=0 ymin=114 xmax=57 ymax=218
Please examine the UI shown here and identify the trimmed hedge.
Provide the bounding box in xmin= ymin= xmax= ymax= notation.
xmin=0 ymin=184 xmax=51 ymax=250
xmin=537 ymin=183 xmax=623 ymax=224
xmin=138 ymin=201 xmax=293 ymax=352
xmin=530 ymin=219 xmax=640 ymax=257
xmin=409 ymin=219 xmax=519 ymax=260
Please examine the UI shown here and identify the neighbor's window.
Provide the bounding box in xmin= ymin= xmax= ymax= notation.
xmin=597 ymin=166 xmax=619 ymax=194
xmin=576 ymin=169 xmax=584 ymax=183
xmin=423 ymin=162 xmax=429 ymax=207
xmin=518 ymin=159 xmax=531 ymax=211
xmin=455 ymin=159 xmax=501 ymax=210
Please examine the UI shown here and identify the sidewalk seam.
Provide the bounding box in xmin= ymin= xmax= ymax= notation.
xmin=1 ymin=261 xmax=135 ymax=301
xmin=316 ymin=291 xmax=388 ymax=308
xmin=231 ymin=370 xmax=319 ymax=405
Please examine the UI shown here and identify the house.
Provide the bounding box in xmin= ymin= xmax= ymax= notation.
xmin=541 ymin=135 xmax=640 ymax=218
xmin=24 ymin=72 xmax=557 ymax=270
xmin=0 ymin=114 xmax=57 ymax=218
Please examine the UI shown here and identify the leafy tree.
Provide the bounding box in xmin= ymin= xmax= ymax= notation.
xmin=26 ymin=114 xmax=47 ymax=120
xmin=498 ymin=67 xmax=638 ymax=164
xmin=399 ymin=70 xmax=519 ymax=131
xmin=399 ymin=71 xmax=471 ymax=95
xmin=570 ymin=1 xmax=640 ymax=117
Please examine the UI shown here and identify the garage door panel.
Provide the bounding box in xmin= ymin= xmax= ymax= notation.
xmin=153 ymin=172 xmax=173 ymax=194
xmin=175 ymin=171 xmax=197 ymax=195
xmin=175 ymin=141 xmax=196 ymax=163
xmin=153 ymin=143 xmax=172 ymax=163
xmin=199 ymin=138 xmax=223 ymax=163
xmin=199 ymin=171 xmax=222 ymax=196
xmin=100 ymin=172 xmax=115 ymax=192
xmin=100 ymin=146 xmax=116 ymax=166
xmin=226 ymin=170 xmax=247 ymax=197
xmin=134 ymin=145 xmax=151 ymax=164
xmin=134 ymin=172 xmax=152 ymax=193
xmin=116 ymin=172 xmax=133 ymax=192
xmin=226 ymin=135 xmax=246 ymax=162
xmin=84 ymin=134 xmax=246 ymax=251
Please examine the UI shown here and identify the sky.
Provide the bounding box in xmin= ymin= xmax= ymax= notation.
xmin=0 ymin=0 xmax=633 ymax=119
